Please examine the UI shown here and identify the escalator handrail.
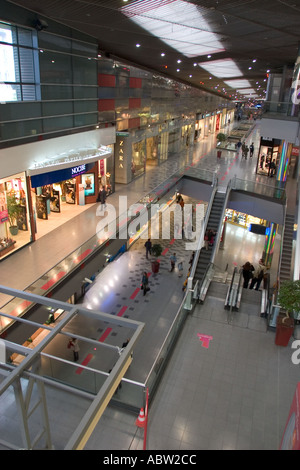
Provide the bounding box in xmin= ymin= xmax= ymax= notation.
xmin=210 ymin=180 xmax=232 ymax=263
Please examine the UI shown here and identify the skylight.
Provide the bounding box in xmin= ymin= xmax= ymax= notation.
xmin=121 ymin=0 xmax=225 ymax=57
xmin=224 ymin=79 xmax=252 ymax=89
xmin=237 ymin=88 xmax=257 ymax=94
xmin=198 ymin=58 xmax=243 ymax=78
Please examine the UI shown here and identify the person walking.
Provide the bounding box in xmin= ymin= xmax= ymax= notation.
xmin=236 ymin=140 xmax=242 ymax=155
xmin=242 ymin=261 xmax=254 ymax=289
xmin=244 ymin=145 xmax=249 ymax=160
xmin=68 ymin=337 xmax=80 ymax=362
xmin=97 ymin=185 xmax=107 ymax=212
xmin=249 ymin=260 xmax=266 ymax=291
xmin=249 ymin=142 xmax=254 ymax=158
xmin=141 ymin=271 xmax=149 ymax=296
xmin=170 ymin=253 xmax=177 ymax=272
xmin=144 ymin=238 xmax=152 ymax=259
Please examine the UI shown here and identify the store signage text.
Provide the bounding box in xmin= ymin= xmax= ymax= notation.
xmin=71 ymin=164 xmax=86 ymax=176
xmin=118 ymin=140 xmax=124 ymax=169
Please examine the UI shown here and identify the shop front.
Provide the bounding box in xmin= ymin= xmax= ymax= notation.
xmin=256 ymin=137 xmax=281 ymax=177
xmin=28 ymin=146 xmax=114 ymax=239
xmin=0 ymin=172 xmax=32 ymax=259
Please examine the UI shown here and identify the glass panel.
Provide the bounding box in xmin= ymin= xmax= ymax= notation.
xmin=41 ymin=85 xmax=73 ymax=100
xmin=0 ymin=172 xmax=32 ymax=260
xmin=42 ymin=100 xmax=74 ymax=117
xmin=17 ymin=27 xmax=33 ymax=47
xmin=74 ymin=113 xmax=97 ymax=127
xmin=0 ymin=102 xmax=41 ymax=121
xmin=19 ymin=47 xmax=35 ymax=82
xmin=39 ymin=51 xmax=72 ymax=84
xmin=0 ymin=44 xmax=20 ymax=83
xmin=71 ymin=40 xmax=97 ymax=58
xmin=72 ymin=56 xmax=97 ymax=85
xmin=38 ymin=32 xmax=72 ymax=54
xmin=43 ymin=115 xmax=74 ymax=132
xmin=22 ymin=84 xmax=37 ymax=101
xmin=73 ymin=100 xmax=97 ymax=113
xmin=0 ymin=119 xmax=42 ymax=140
xmin=0 ymin=23 xmax=16 ymax=44
xmin=73 ymin=86 xmax=97 ymax=99
xmin=0 ymin=83 xmax=21 ymax=101
xmin=131 ymin=140 xmax=146 ymax=180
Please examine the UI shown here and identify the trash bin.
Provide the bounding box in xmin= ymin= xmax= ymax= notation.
xmin=217 ymin=150 xmax=222 ymax=158
xmin=275 ymin=315 xmax=294 ymax=346
xmin=151 ymin=260 xmax=160 ymax=273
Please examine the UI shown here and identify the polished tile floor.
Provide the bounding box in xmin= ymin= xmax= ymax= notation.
xmin=1 ymin=121 xmax=299 ymax=450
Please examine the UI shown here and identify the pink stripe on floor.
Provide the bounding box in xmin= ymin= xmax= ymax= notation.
xmin=74 ymin=249 xmax=92 ymax=264
xmin=41 ymin=271 xmax=66 ymax=290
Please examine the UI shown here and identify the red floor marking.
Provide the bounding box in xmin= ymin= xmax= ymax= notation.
xmin=75 ymin=353 xmax=94 ymax=374
xmin=41 ymin=271 xmax=66 ymax=290
xmin=162 ymin=247 xmax=169 ymax=256
xmin=9 ymin=300 xmax=32 ymax=316
xmin=130 ymin=287 xmax=140 ymax=299
xmin=170 ymin=238 xmax=175 ymax=245
xmin=117 ymin=306 xmax=128 ymax=317
xmin=74 ymin=249 xmax=92 ymax=264
xmin=99 ymin=327 xmax=112 ymax=342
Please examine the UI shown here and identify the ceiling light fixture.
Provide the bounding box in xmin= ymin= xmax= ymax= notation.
xmin=121 ymin=0 xmax=225 ymax=57
xmin=136 ymin=43 xmax=141 ymax=47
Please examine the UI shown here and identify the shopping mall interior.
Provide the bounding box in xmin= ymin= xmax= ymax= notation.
xmin=1 ymin=0 xmax=300 ymax=453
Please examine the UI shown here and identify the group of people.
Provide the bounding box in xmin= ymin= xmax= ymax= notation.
xmin=204 ymin=228 xmax=216 ymax=250
xmin=242 ymin=259 xmax=267 ymax=290
xmin=236 ymin=141 xmax=255 ymax=159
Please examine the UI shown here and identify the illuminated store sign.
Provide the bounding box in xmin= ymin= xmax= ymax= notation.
xmin=71 ymin=164 xmax=86 ymax=176
xmin=30 ymin=163 xmax=94 ymax=188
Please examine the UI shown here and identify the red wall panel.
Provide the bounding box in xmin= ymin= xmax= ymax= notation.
xmin=98 ymin=99 xmax=115 ymax=111
xmin=98 ymin=74 xmax=116 ymax=87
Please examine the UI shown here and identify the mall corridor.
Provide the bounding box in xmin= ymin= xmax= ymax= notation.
xmin=1 ymin=121 xmax=299 ymax=450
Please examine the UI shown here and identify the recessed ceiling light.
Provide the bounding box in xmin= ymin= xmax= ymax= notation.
xmin=248 ymin=67 xmax=252 ymax=70
xmin=161 ymin=52 xmax=165 ymax=56
xmin=177 ymin=59 xmax=181 ymax=63
xmin=207 ymin=55 xmax=212 ymax=58
xmin=136 ymin=43 xmax=141 ymax=47
xmin=189 ymin=74 xmax=192 ymax=77
xmin=252 ymin=59 xmax=257 ymax=62
xmin=177 ymin=69 xmax=180 ymax=72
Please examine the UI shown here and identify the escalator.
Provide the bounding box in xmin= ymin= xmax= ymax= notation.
xmin=279 ymin=213 xmax=294 ymax=283
xmin=194 ymin=191 xmax=226 ymax=285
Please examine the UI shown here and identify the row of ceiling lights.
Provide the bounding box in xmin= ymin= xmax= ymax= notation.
xmin=134 ymin=43 xmax=268 ymax=100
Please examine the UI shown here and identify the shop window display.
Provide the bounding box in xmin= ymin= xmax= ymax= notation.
xmin=131 ymin=141 xmax=146 ymax=180
xmin=0 ymin=173 xmax=31 ymax=259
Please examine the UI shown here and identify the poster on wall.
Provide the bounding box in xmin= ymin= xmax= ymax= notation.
xmin=50 ymin=190 xmax=61 ymax=212
xmin=82 ymin=173 xmax=95 ymax=196
xmin=66 ymin=183 xmax=76 ymax=204
xmin=0 ymin=191 xmax=8 ymax=224
xmin=36 ymin=195 xmax=48 ymax=220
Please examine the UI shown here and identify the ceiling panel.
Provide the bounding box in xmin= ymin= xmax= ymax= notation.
xmin=6 ymin=0 xmax=300 ymax=101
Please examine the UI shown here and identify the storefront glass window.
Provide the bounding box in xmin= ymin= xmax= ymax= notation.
xmin=131 ymin=140 xmax=146 ymax=180
xmin=0 ymin=173 xmax=31 ymax=259
xmin=146 ymin=136 xmax=158 ymax=166
xmin=159 ymin=132 xmax=168 ymax=161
